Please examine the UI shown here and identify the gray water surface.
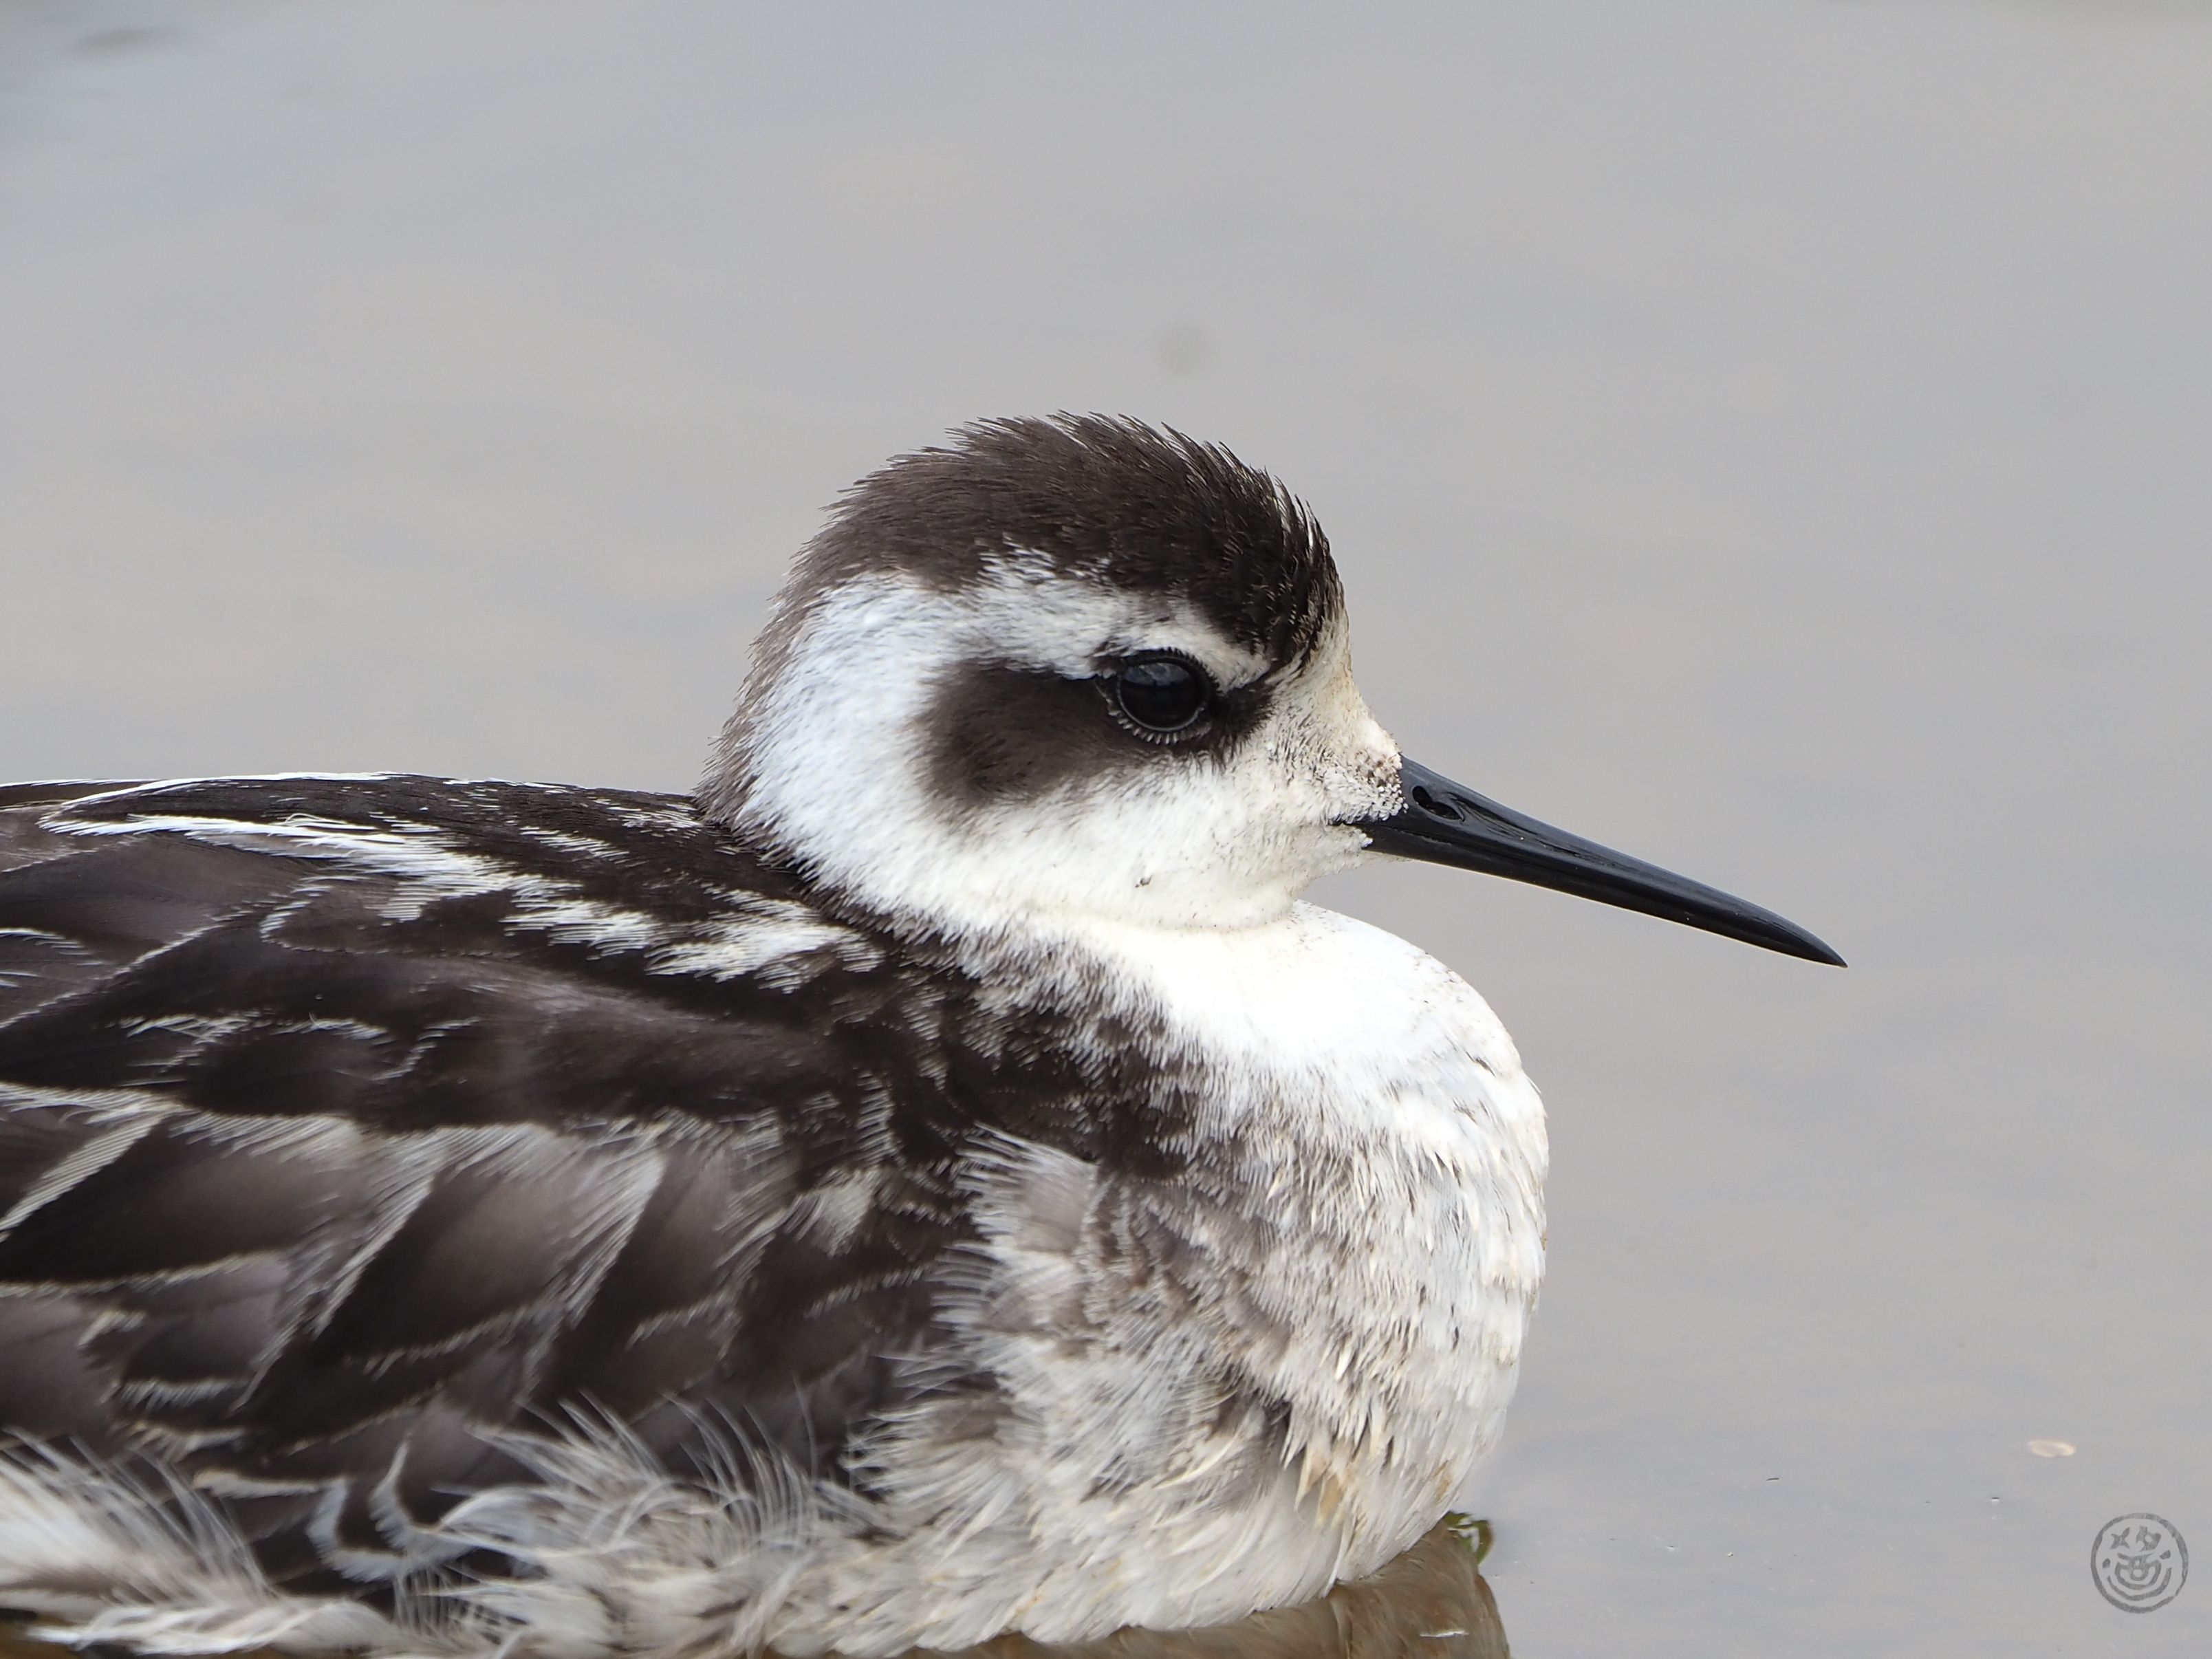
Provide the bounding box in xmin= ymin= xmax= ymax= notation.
xmin=3 ymin=4 xmax=2209 ymax=1654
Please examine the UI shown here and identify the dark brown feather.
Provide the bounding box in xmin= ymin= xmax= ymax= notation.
xmin=0 ymin=776 xmax=1190 ymax=1593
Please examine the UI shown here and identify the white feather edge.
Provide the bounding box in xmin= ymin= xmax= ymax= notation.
xmin=0 ymin=1442 xmax=425 ymax=1655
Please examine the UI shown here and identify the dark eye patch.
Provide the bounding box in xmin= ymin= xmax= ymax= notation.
xmin=922 ymin=660 xmax=1268 ymax=811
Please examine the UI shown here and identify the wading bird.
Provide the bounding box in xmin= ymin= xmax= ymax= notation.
xmin=0 ymin=418 xmax=1837 ymax=1657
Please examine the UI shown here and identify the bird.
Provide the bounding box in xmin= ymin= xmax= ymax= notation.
xmin=0 ymin=417 xmax=1839 ymax=1659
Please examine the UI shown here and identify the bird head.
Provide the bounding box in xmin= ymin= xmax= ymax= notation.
xmin=705 ymin=415 xmax=1839 ymax=964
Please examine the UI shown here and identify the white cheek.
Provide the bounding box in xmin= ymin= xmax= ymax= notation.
xmin=1286 ymin=632 xmax=1405 ymax=816
xmin=729 ymin=572 xmax=1396 ymax=935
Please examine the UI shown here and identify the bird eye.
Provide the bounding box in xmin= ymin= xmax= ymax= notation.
xmin=1112 ymin=653 xmax=1213 ymax=735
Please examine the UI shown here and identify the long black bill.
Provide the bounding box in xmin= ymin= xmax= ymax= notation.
xmin=1360 ymin=759 xmax=1844 ymax=966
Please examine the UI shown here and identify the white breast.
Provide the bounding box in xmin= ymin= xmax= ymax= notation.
xmin=1098 ymin=901 xmax=1550 ymax=1510
xmin=805 ymin=903 xmax=1550 ymax=1654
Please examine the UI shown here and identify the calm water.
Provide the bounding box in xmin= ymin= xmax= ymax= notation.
xmin=2 ymin=4 xmax=2209 ymax=1654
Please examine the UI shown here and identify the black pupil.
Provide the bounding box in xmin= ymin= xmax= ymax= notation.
xmin=1116 ymin=657 xmax=1208 ymax=732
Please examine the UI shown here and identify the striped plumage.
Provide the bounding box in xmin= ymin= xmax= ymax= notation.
xmin=0 ymin=776 xmax=979 ymax=1561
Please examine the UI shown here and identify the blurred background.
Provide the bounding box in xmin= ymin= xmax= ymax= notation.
xmin=3 ymin=3 xmax=2209 ymax=1653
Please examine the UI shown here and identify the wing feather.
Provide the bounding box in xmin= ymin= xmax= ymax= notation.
xmin=0 ymin=777 xmax=968 ymax=1586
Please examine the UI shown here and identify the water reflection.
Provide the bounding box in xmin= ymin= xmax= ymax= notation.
xmin=960 ymin=1526 xmax=1506 ymax=1659
xmin=0 ymin=1524 xmax=1505 ymax=1659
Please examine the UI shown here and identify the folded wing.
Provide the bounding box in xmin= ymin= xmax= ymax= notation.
xmin=0 ymin=777 xmax=967 ymax=1591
